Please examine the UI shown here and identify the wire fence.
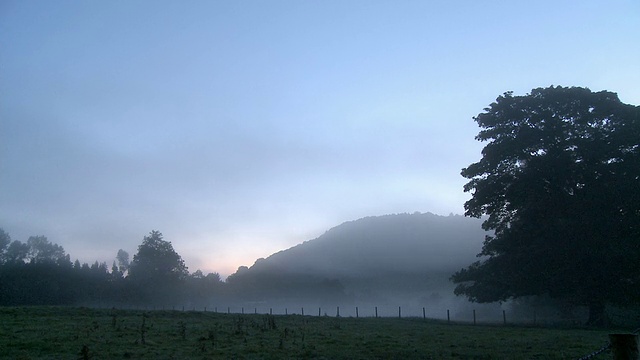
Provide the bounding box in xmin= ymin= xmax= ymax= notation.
xmin=99 ymin=303 xmax=598 ymax=327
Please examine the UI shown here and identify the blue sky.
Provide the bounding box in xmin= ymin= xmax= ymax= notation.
xmin=1 ymin=1 xmax=639 ymax=277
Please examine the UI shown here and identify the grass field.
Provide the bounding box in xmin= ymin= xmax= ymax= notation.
xmin=0 ymin=306 xmax=623 ymax=359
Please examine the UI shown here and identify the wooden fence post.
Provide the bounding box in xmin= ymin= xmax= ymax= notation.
xmin=503 ymin=310 xmax=506 ymax=325
xmin=473 ymin=309 xmax=476 ymax=325
xmin=336 ymin=306 xmax=340 ymax=317
xmin=423 ymin=307 xmax=426 ymax=319
xmin=319 ymin=307 xmax=321 ymax=316
xmin=609 ymin=334 xmax=639 ymax=360
xmin=398 ymin=306 xmax=402 ymax=319
xmin=375 ymin=306 xmax=378 ymax=318
xmin=356 ymin=307 xmax=359 ymax=318
xmin=447 ymin=309 xmax=450 ymax=324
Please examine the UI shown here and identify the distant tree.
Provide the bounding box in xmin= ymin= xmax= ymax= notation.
xmin=205 ymin=272 xmax=222 ymax=283
xmin=116 ymin=249 xmax=130 ymax=274
xmin=90 ymin=261 xmax=108 ymax=273
xmin=111 ymin=261 xmax=122 ymax=279
xmin=4 ymin=241 xmax=29 ymax=264
xmin=182 ymin=269 xmax=225 ymax=307
xmin=451 ymin=86 xmax=640 ymax=325
xmin=0 ymin=228 xmax=11 ymax=263
xmin=26 ymin=235 xmax=70 ymax=266
xmin=128 ymin=230 xmax=188 ymax=303
xmin=0 ymin=235 xmax=76 ymax=305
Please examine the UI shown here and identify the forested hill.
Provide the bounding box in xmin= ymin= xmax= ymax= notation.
xmin=232 ymin=212 xmax=487 ymax=279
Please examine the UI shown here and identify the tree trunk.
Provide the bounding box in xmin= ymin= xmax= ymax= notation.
xmin=586 ymin=301 xmax=608 ymax=326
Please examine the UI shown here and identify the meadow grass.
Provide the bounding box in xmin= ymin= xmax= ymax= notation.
xmin=0 ymin=306 xmax=622 ymax=359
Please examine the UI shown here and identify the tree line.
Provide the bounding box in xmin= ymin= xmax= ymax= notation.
xmin=0 ymin=229 xmax=224 ymax=307
xmin=0 ymin=228 xmax=347 ymax=308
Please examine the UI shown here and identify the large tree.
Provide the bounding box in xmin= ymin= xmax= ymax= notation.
xmin=451 ymin=86 xmax=640 ymax=325
xmin=128 ymin=230 xmax=188 ymax=303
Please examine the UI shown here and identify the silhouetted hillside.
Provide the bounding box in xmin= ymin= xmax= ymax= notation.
xmin=247 ymin=212 xmax=485 ymax=277
xmin=225 ymin=213 xmax=492 ymax=315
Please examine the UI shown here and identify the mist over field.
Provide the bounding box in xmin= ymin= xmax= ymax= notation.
xmin=0 ymin=211 xmax=598 ymax=324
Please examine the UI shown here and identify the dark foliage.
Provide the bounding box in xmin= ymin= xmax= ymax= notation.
xmin=451 ymin=86 xmax=640 ymax=325
xmin=128 ymin=230 xmax=190 ymax=304
xmin=0 ymin=228 xmax=224 ymax=307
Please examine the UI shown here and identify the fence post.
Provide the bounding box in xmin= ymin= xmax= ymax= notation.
xmin=242 ymin=307 xmax=244 ymax=314
xmin=399 ymin=306 xmax=402 ymax=319
xmin=302 ymin=308 xmax=304 ymax=316
xmin=423 ymin=307 xmax=426 ymax=319
xmin=447 ymin=309 xmax=450 ymax=324
xmin=285 ymin=308 xmax=288 ymax=315
xmin=356 ymin=307 xmax=359 ymax=318
xmin=503 ymin=310 xmax=506 ymax=325
xmin=473 ymin=309 xmax=476 ymax=325
xmin=336 ymin=306 xmax=340 ymax=317
xmin=270 ymin=308 xmax=272 ymax=315
xmin=319 ymin=307 xmax=321 ymax=317
xmin=609 ymin=334 xmax=639 ymax=360
xmin=375 ymin=306 xmax=378 ymax=318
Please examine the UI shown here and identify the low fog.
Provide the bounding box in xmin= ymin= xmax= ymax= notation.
xmin=218 ymin=213 xmax=582 ymax=324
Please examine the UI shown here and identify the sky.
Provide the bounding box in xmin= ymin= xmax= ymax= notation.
xmin=1 ymin=1 xmax=639 ymax=278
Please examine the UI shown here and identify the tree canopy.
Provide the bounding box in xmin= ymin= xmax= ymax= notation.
xmin=116 ymin=249 xmax=130 ymax=274
xmin=451 ymin=86 xmax=640 ymax=325
xmin=128 ymin=230 xmax=189 ymax=285
xmin=0 ymin=229 xmax=10 ymax=255
xmin=26 ymin=235 xmax=70 ymax=266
